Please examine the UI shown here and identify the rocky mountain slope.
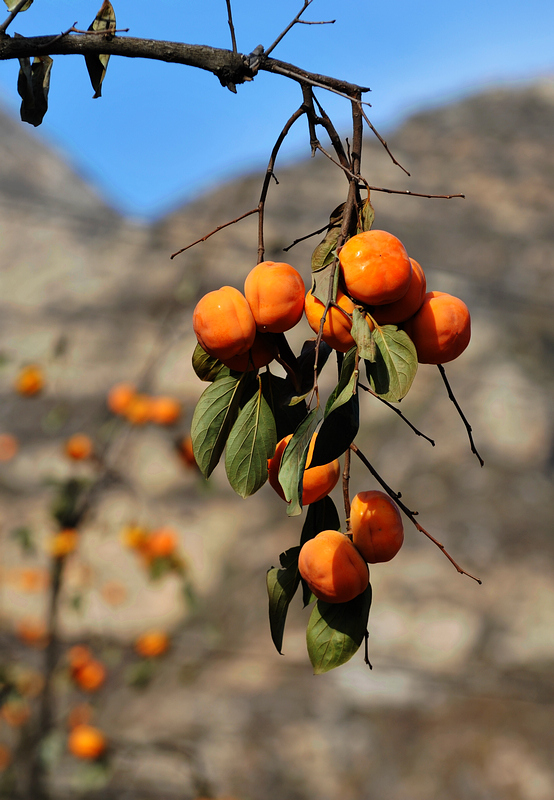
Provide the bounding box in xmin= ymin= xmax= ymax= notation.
xmin=0 ymin=78 xmax=553 ymax=800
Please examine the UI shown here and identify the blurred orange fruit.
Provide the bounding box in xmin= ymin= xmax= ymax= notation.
xmin=0 ymin=434 xmax=19 ymax=462
xmin=14 ymin=364 xmax=44 ymax=396
xmin=68 ymin=724 xmax=106 ymax=760
xmin=123 ymin=393 xmax=152 ymax=425
xmin=107 ymin=382 xmax=136 ymax=415
xmin=73 ymin=660 xmax=106 ymax=693
xmin=15 ymin=618 xmax=48 ymax=649
xmin=149 ymin=396 xmax=181 ymax=426
xmin=2 ymin=698 xmax=30 ymax=728
xmin=64 ymin=433 xmax=94 ymax=461
xmin=134 ymin=630 xmax=169 ymax=658
xmin=48 ymin=529 xmax=78 ymax=558
xmin=144 ymin=527 xmax=178 ymax=560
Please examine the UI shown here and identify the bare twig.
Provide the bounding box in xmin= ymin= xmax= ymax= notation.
xmin=225 ymin=0 xmax=238 ymax=53
xmin=298 ymin=18 xmax=336 ymax=26
xmin=170 ymin=207 xmax=258 ymax=259
xmin=437 ymin=364 xmax=484 ymax=466
xmin=283 ymin=221 xmax=331 ymax=251
xmin=265 ymin=0 xmax=315 ymax=58
xmin=0 ymin=0 xmax=31 ymax=35
xmin=359 ymin=106 xmax=410 ymax=176
xmin=350 ymin=443 xmax=482 ymax=583
xmin=358 ymin=382 xmax=435 ymax=445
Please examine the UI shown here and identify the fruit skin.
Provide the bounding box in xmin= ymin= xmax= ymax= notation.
xmin=268 ymin=433 xmax=341 ymax=506
xmin=370 ymin=258 xmax=427 ymax=325
xmin=304 ymin=288 xmax=362 ymax=353
xmin=143 ymin=527 xmax=178 ymax=560
xmin=350 ymin=490 xmax=404 ymax=563
xmin=73 ymin=660 xmax=106 ymax=693
xmin=65 ymin=433 xmax=93 ymax=461
xmin=220 ymin=331 xmax=278 ymax=372
xmin=123 ymin=393 xmax=152 ymax=425
xmin=193 ymin=286 xmax=256 ymax=361
xmin=298 ymin=530 xmax=369 ymax=604
xmin=134 ymin=630 xmax=169 ymax=658
xmin=244 ymin=260 xmax=306 ymax=333
xmin=15 ymin=365 xmax=44 ymax=396
xmin=339 ymin=230 xmax=412 ymax=305
xmin=68 ymin=724 xmax=106 ymax=760
xmin=403 ymin=290 xmax=471 ymax=364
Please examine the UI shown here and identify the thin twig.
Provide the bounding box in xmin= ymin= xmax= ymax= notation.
xmin=283 ymin=222 xmax=331 ymax=251
xmin=359 ymin=106 xmax=410 ymax=176
xmin=437 ymin=364 xmax=484 ymax=466
xmin=298 ymin=18 xmax=336 ymax=26
xmin=257 ymin=104 xmax=306 ymax=262
xmin=225 ymin=0 xmax=238 ymax=53
xmin=350 ymin=443 xmax=482 ymax=584
xmin=170 ymin=207 xmax=258 ymax=259
xmin=0 ymin=0 xmax=31 ymax=35
xmin=358 ymin=382 xmax=435 ymax=445
xmin=367 ymin=185 xmax=465 ymax=200
xmin=265 ymin=0 xmax=315 ymax=58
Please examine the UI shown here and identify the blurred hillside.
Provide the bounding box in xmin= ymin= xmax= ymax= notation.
xmin=0 ymin=78 xmax=553 ymax=800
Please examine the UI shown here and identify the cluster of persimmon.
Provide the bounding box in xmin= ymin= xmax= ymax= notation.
xmin=68 ymin=645 xmax=107 ymax=693
xmin=192 ymin=230 xmax=471 ymax=377
xmin=107 ymin=382 xmax=182 ymax=426
xmin=121 ymin=523 xmax=185 ymax=578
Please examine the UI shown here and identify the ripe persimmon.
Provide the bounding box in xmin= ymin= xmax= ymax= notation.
xmin=149 ymin=396 xmax=181 ymax=426
xmin=68 ymin=724 xmax=106 ymax=760
xmin=193 ymin=286 xmax=256 ymax=361
xmin=68 ymin=645 xmax=93 ymax=672
xmin=143 ymin=527 xmax=178 ymax=560
xmin=48 ymin=529 xmax=78 ymax=558
xmin=2 ymin=698 xmax=30 ymax=728
xmin=14 ymin=364 xmax=44 ymax=397
xmin=304 ymin=288 xmax=359 ymax=353
xmin=350 ymin=490 xmax=404 ymax=563
xmin=339 ymin=230 xmax=412 ymax=306
xmin=15 ymin=618 xmax=48 ymax=649
xmin=176 ymin=435 xmax=198 ymax=470
xmin=221 ymin=331 xmax=278 ymax=372
xmin=298 ymin=530 xmax=369 ymax=604
xmin=267 ymin=432 xmax=341 ymax=506
xmin=123 ymin=393 xmax=152 ymax=425
xmin=64 ymin=433 xmax=93 ymax=461
xmin=0 ymin=433 xmax=18 ymax=462
xmin=370 ymin=258 xmax=427 ymax=325
xmin=403 ymin=290 xmax=471 ymax=364
xmin=134 ymin=630 xmax=169 ymax=658
xmin=73 ymin=660 xmax=106 ymax=693
xmin=244 ymin=260 xmax=306 ymax=333
xmin=107 ymin=382 xmax=136 ymax=415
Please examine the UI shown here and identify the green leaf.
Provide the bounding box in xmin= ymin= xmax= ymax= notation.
xmin=191 ymin=373 xmax=252 ymax=478
xmin=357 ymin=195 xmax=375 ymax=233
xmin=17 ymin=54 xmax=53 ymax=127
xmin=260 ymin=371 xmax=308 ymax=441
xmin=351 ymin=307 xmax=376 ymax=362
xmin=365 ymin=325 xmax=418 ymax=402
xmin=85 ymin=1 xmax=116 ymax=98
xmin=311 ymin=203 xmax=344 ymax=272
xmin=277 ymin=407 xmax=321 ymax=517
xmin=306 ymin=584 xmax=372 ymax=674
xmin=266 ymin=545 xmax=301 ymax=654
xmin=310 ymin=262 xmax=341 ymax=306
xmin=192 ymin=342 xmax=231 ymax=382
xmin=300 ymin=497 xmax=341 ymax=606
xmin=225 ymin=378 xmax=277 ymax=498
xmin=4 ymin=0 xmax=33 ymax=11
xmin=310 ymin=348 xmax=359 ymax=467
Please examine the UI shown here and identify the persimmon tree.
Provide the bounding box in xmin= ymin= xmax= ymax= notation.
xmin=0 ymin=3 xmax=485 ymax=794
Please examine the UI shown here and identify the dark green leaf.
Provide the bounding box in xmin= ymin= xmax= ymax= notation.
xmin=267 ymin=545 xmax=301 ymax=654
xmin=85 ymin=1 xmax=116 ymax=98
xmin=310 ymin=347 xmax=359 ymax=467
xmin=351 ymin=307 xmax=376 ymax=362
xmin=260 ymin=371 xmax=307 ymax=441
xmin=225 ymin=378 xmax=277 ymax=498
xmin=191 ymin=373 xmax=251 ymax=478
xmin=17 ymin=54 xmax=53 ymax=127
xmin=310 ymin=262 xmax=340 ymax=306
xmin=307 ymin=584 xmax=372 ymax=674
xmin=278 ymin=407 xmax=321 ymax=517
xmin=365 ymin=325 xmax=418 ymax=402
xmin=192 ymin=343 xmax=231 ymax=382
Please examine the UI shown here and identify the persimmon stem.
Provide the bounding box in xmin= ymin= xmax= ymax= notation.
xmin=437 ymin=364 xmax=484 ymax=466
xmin=350 ymin=443 xmax=482 ymax=584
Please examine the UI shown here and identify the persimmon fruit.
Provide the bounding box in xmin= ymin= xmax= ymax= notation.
xmin=73 ymin=659 xmax=106 ymax=693
xmin=350 ymin=490 xmax=404 ymax=563
xmin=268 ymin=432 xmax=340 ymax=506
xmin=403 ymin=290 xmax=471 ymax=364
xmin=68 ymin=724 xmax=106 ymax=760
xmin=370 ymin=257 xmax=427 ymax=325
xmin=149 ymin=396 xmax=181 ymax=426
xmin=339 ymin=230 xmax=412 ymax=306
xmin=134 ymin=630 xmax=169 ymax=658
xmin=298 ymin=530 xmax=369 ymax=604
xmin=144 ymin=527 xmax=178 ymax=560
xmin=244 ymin=260 xmax=306 ymax=333
xmin=107 ymin=382 xmax=136 ymax=415
xmin=15 ymin=365 xmax=44 ymax=397
xmin=64 ymin=433 xmax=93 ymax=461
xmin=193 ymin=286 xmax=256 ymax=361
xmin=304 ymin=288 xmax=360 ymax=353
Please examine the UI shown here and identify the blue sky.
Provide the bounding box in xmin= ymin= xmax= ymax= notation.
xmin=0 ymin=0 xmax=552 ymax=219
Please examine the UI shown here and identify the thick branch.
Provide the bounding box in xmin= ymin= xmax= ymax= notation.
xmin=0 ymin=34 xmax=369 ymax=97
